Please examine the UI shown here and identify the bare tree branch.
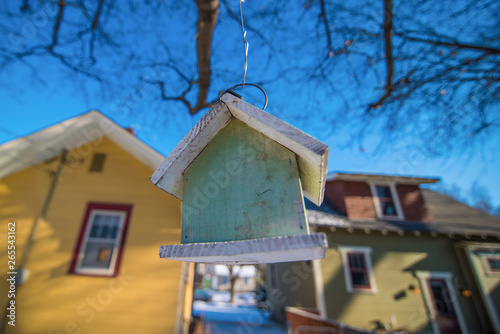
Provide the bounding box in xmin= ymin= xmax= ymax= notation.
xmin=92 ymin=0 xmax=105 ymax=31
xmin=48 ymin=0 xmax=66 ymax=51
xmin=394 ymin=31 xmax=500 ymax=54
xmin=367 ymin=0 xmax=394 ymax=110
xmin=319 ymin=0 xmax=334 ymax=57
xmin=0 ymin=0 xmax=498 ymax=156
xmin=383 ymin=0 xmax=393 ymax=91
xmin=20 ymin=0 xmax=30 ymax=12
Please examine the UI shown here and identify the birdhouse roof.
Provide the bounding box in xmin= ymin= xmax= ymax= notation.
xmin=151 ymin=92 xmax=329 ymax=206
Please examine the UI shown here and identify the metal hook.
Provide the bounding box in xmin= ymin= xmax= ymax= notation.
xmin=226 ymin=83 xmax=268 ymax=110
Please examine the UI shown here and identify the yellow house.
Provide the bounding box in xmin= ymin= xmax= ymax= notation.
xmin=0 ymin=111 xmax=190 ymax=333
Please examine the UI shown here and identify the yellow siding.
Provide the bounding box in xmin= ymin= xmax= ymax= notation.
xmin=319 ymin=229 xmax=483 ymax=333
xmin=0 ymin=137 xmax=182 ymax=334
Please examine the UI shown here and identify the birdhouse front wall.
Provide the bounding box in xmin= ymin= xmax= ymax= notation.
xmin=181 ymin=118 xmax=309 ymax=244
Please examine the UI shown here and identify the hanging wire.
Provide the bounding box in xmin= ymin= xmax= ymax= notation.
xmin=239 ymin=0 xmax=249 ymax=88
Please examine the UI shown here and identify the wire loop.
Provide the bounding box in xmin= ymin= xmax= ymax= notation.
xmin=226 ymin=83 xmax=268 ymax=110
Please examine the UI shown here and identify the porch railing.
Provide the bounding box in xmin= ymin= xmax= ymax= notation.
xmin=285 ymin=307 xmax=375 ymax=334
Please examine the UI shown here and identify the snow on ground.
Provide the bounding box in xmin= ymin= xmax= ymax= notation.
xmin=192 ymin=291 xmax=286 ymax=334
xmin=207 ymin=291 xmax=257 ymax=307
xmin=192 ymin=304 xmax=287 ymax=334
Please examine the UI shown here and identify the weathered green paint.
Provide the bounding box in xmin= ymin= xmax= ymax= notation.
xmin=182 ymin=118 xmax=309 ymax=244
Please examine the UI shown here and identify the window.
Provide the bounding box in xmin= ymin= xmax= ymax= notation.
xmin=339 ymin=246 xmax=377 ymax=293
xmin=348 ymin=253 xmax=370 ymax=289
xmin=376 ymin=186 xmax=397 ymax=216
xmin=70 ymin=203 xmax=132 ymax=276
xmin=369 ymin=183 xmax=404 ymax=220
xmin=89 ymin=153 xmax=106 ymax=172
xmin=479 ymin=252 xmax=500 ymax=276
xmin=487 ymin=258 xmax=500 ymax=272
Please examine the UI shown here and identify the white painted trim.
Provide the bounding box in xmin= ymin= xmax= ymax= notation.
xmin=338 ymin=245 xmax=377 ymax=294
xmin=368 ymin=182 xmax=405 ymax=220
xmin=416 ymin=271 xmax=469 ymax=334
xmin=160 ymin=233 xmax=328 ymax=264
xmin=75 ymin=209 xmax=126 ymax=276
xmin=312 ymin=259 xmax=327 ymax=318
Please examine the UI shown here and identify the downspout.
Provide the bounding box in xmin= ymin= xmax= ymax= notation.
xmin=19 ymin=149 xmax=68 ymax=275
xmin=0 ymin=150 xmax=67 ymax=334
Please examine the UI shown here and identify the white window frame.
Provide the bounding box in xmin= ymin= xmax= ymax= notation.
xmin=478 ymin=252 xmax=500 ymax=276
xmin=338 ymin=246 xmax=377 ymax=294
xmin=369 ymin=182 xmax=405 ymax=220
xmin=416 ymin=271 xmax=469 ymax=334
xmin=74 ymin=209 xmax=126 ymax=276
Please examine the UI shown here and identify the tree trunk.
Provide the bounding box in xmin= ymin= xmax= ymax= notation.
xmin=194 ymin=0 xmax=219 ymax=114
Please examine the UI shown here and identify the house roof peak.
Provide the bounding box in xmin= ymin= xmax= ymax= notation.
xmin=0 ymin=110 xmax=163 ymax=179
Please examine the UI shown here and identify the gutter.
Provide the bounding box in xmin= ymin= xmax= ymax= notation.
xmin=0 ymin=150 xmax=67 ymax=334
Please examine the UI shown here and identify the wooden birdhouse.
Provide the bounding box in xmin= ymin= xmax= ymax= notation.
xmin=151 ymin=92 xmax=329 ymax=264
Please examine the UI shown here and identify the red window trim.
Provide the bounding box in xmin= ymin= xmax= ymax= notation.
xmin=347 ymin=252 xmax=371 ymax=290
xmin=69 ymin=202 xmax=133 ymax=277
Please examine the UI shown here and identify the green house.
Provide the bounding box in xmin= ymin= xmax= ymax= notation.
xmin=267 ymin=172 xmax=500 ymax=334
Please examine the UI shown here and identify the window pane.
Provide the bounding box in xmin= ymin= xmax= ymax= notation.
xmin=90 ymin=214 xmax=120 ymax=239
xmin=81 ymin=241 xmax=115 ymax=269
xmin=381 ymin=201 xmax=396 ymax=216
xmin=429 ymin=279 xmax=454 ymax=315
xmin=376 ymin=186 xmax=392 ymax=198
xmin=348 ymin=253 xmax=366 ymax=269
xmin=351 ymin=272 xmax=369 ymax=287
xmin=348 ymin=253 xmax=370 ymax=288
xmin=488 ymin=258 xmax=500 ymax=271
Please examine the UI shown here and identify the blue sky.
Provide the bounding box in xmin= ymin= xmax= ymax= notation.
xmin=0 ymin=1 xmax=498 ymax=208
xmin=1 ymin=81 xmax=499 ymax=208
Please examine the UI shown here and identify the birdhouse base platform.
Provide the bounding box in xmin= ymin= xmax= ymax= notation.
xmin=159 ymin=233 xmax=328 ymax=265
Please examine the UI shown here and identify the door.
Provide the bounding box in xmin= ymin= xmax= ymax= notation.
xmin=427 ymin=278 xmax=462 ymax=334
